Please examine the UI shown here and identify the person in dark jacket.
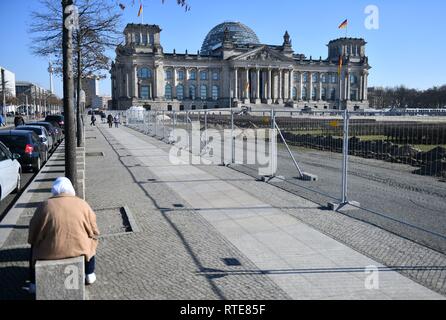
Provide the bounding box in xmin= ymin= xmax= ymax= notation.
xmin=107 ymin=114 xmax=113 ymax=128
xmin=14 ymin=115 xmax=25 ymax=127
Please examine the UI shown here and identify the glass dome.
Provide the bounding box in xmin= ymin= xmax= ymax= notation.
xmin=201 ymin=22 xmax=260 ymax=55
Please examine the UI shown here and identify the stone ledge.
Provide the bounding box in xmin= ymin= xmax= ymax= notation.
xmin=36 ymin=256 xmax=85 ymax=300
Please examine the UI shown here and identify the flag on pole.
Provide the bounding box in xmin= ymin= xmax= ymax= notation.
xmin=338 ymin=19 xmax=348 ymax=29
xmin=338 ymin=55 xmax=343 ymax=75
xmin=138 ymin=3 xmax=143 ymax=17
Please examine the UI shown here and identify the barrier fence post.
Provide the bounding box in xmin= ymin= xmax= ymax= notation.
xmin=162 ymin=110 xmax=165 ymax=140
xmin=231 ymin=108 xmax=235 ymax=164
xmin=341 ymin=109 xmax=350 ymax=204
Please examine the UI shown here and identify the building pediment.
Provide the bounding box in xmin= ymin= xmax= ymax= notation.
xmin=230 ymin=46 xmax=293 ymax=63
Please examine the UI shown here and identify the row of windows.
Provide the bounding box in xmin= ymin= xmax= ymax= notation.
xmin=137 ymin=68 xmax=220 ymax=81
xmin=139 ymin=84 xmax=220 ymax=101
xmin=293 ymin=73 xmax=359 ymax=84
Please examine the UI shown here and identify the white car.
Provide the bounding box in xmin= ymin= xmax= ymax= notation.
xmin=0 ymin=141 xmax=22 ymax=201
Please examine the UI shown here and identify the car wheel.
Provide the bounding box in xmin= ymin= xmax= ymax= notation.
xmin=13 ymin=173 xmax=21 ymax=194
xmin=34 ymin=157 xmax=41 ymax=173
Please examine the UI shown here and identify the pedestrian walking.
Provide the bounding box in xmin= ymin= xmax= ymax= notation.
xmin=107 ymin=114 xmax=113 ymax=128
xmin=101 ymin=112 xmax=106 ymax=124
xmin=90 ymin=114 xmax=97 ymax=126
xmin=14 ymin=115 xmax=25 ymax=127
xmin=26 ymin=177 xmax=100 ymax=294
xmin=114 ymin=114 xmax=120 ymax=128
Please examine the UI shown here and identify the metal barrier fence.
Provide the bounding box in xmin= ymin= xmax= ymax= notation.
xmin=125 ymin=108 xmax=446 ymax=254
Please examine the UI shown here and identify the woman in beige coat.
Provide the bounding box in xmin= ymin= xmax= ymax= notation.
xmin=27 ymin=177 xmax=100 ymax=292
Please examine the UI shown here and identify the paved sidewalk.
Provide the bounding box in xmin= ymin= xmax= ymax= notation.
xmin=0 ymin=122 xmax=444 ymax=300
xmin=87 ymin=123 xmax=442 ymax=299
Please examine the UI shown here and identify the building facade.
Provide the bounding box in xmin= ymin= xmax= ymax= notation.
xmin=0 ymin=66 xmax=16 ymax=98
xmin=111 ymin=22 xmax=371 ymax=111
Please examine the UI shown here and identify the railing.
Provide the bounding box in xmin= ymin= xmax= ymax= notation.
xmin=125 ymin=108 xmax=446 ymax=254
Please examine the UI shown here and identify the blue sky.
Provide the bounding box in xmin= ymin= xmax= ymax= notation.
xmin=0 ymin=0 xmax=445 ymax=97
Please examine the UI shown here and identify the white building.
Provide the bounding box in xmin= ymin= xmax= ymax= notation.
xmin=0 ymin=66 xmax=17 ymax=98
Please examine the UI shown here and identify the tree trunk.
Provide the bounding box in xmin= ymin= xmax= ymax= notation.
xmin=62 ymin=0 xmax=78 ymax=193
xmin=76 ymin=33 xmax=84 ymax=147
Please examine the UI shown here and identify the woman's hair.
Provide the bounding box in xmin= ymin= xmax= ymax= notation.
xmin=51 ymin=177 xmax=76 ymax=196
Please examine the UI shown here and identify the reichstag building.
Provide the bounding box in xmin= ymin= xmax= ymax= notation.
xmin=110 ymin=21 xmax=371 ymax=111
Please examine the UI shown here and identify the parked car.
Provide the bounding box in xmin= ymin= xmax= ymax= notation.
xmin=15 ymin=125 xmax=54 ymax=152
xmin=0 ymin=141 xmax=22 ymax=201
xmin=45 ymin=115 xmax=65 ymax=133
xmin=0 ymin=130 xmax=48 ymax=173
xmin=27 ymin=122 xmax=63 ymax=144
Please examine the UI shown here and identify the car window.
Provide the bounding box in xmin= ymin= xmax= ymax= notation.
xmin=31 ymin=133 xmax=40 ymax=144
xmin=0 ymin=145 xmax=8 ymax=161
xmin=0 ymin=135 xmax=27 ymax=148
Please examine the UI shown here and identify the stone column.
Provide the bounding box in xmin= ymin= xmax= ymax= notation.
xmin=208 ymin=68 xmax=212 ymax=100
xmin=267 ymin=68 xmax=272 ymax=104
xmin=126 ymin=71 xmax=130 ymax=98
xmin=133 ymin=65 xmax=138 ymax=99
xmin=309 ymin=72 xmax=313 ymax=101
xmin=299 ymin=72 xmax=303 ymax=101
xmin=318 ymin=73 xmax=322 ymax=101
xmin=346 ymin=70 xmax=351 ymax=101
xmin=278 ymin=69 xmax=283 ymax=104
xmin=255 ymin=68 xmax=261 ymax=104
xmin=359 ymin=73 xmax=364 ymax=101
xmin=172 ymin=68 xmax=177 ymax=100
xmin=244 ymin=68 xmax=250 ymax=103
xmin=363 ymin=71 xmax=368 ymax=100
xmin=234 ymin=68 xmax=238 ymax=100
xmin=289 ymin=69 xmax=293 ymax=102
xmin=185 ymin=69 xmax=189 ymax=99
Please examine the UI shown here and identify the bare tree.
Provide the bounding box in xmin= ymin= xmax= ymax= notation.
xmin=30 ymin=0 xmax=123 ymax=146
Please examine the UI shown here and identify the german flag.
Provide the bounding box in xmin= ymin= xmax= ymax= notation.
xmin=338 ymin=55 xmax=343 ymax=75
xmin=138 ymin=3 xmax=143 ymax=17
xmin=338 ymin=19 xmax=348 ymax=29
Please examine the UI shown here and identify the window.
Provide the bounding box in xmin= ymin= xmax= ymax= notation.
xmin=321 ymin=74 xmax=327 ymax=83
xmin=321 ymin=87 xmax=327 ymax=101
xmin=138 ymin=68 xmax=151 ymax=79
xmin=165 ymin=84 xmax=172 ymax=100
xmin=189 ymin=85 xmax=196 ymax=100
xmin=302 ymin=87 xmax=308 ymax=100
xmin=176 ymin=85 xmax=184 ymax=100
xmin=293 ymin=73 xmax=299 ymax=82
xmin=212 ymin=85 xmax=219 ymax=100
xmin=312 ymin=73 xmax=318 ymax=83
xmin=351 ymin=89 xmax=358 ymax=101
xmin=200 ymin=71 xmax=208 ymax=80
xmin=140 ymin=86 xmax=150 ymax=99
xmin=331 ymin=74 xmax=338 ymax=84
xmin=149 ymin=34 xmax=154 ymax=45
xmin=292 ymin=87 xmax=297 ymax=100
xmin=302 ymin=73 xmax=308 ymax=83
xmin=212 ymin=71 xmax=219 ymax=81
xmin=178 ymin=71 xmax=184 ymax=81
xmin=135 ymin=33 xmax=140 ymax=45
xmin=165 ymin=70 xmax=172 ymax=80
xmin=142 ymin=33 xmax=148 ymax=45
xmin=200 ymin=85 xmax=207 ymax=100
xmin=189 ymin=71 xmax=196 ymax=80
xmin=350 ymin=74 xmax=358 ymax=85
xmin=311 ymin=88 xmax=317 ymax=100
xmin=330 ymin=88 xmax=336 ymax=101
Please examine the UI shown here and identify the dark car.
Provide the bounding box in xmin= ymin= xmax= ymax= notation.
xmin=45 ymin=115 xmax=65 ymax=133
xmin=27 ymin=122 xmax=63 ymax=144
xmin=0 ymin=130 xmax=48 ymax=173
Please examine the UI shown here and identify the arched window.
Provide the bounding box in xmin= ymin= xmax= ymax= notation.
xmin=165 ymin=84 xmax=172 ymax=100
xmin=189 ymin=85 xmax=196 ymax=100
xmin=200 ymin=85 xmax=207 ymax=100
xmin=138 ymin=68 xmax=151 ymax=79
xmin=176 ymin=85 xmax=184 ymax=100
xmin=312 ymin=73 xmax=318 ymax=83
xmin=140 ymin=85 xmax=150 ymax=100
xmin=302 ymin=73 xmax=308 ymax=83
xmin=200 ymin=71 xmax=208 ymax=81
xmin=165 ymin=70 xmax=172 ymax=80
xmin=302 ymin=87 xmax=308 ymax=100
xmin=321 ymin=87 xmax=327 ymax=101
xmin=177 ymin=71 xmax=184 ymax=81
xmin=189 ymin=71 xmax=196 ymax=80
xmin=212 ymin=85 xmax=219 ymax=101
xmin=292 ymin=87 xmax=297 ymax=100
xmin=350 ymin=74 xmax=358 ymax=85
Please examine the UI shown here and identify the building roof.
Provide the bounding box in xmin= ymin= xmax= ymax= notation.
xmin=200 ymin=22 xmax=260 ymax=55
